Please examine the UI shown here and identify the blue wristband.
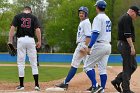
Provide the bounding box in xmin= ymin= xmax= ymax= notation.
xmin=88 ymin=32 xmax=99 ymax=48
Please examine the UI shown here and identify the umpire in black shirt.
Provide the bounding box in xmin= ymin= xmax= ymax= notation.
xmin=111 ymin=6 xmax=140 ymax=93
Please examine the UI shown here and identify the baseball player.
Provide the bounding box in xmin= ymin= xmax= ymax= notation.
xmin=84 ymin=0 xmax=111 ymax=93
xmin=111 ymin=6 xmax=139 ymax=93
xmin=8 ymin=6 xmax=41 ymax=91
xmin=55 ymin=6 xmax=91 ymax=89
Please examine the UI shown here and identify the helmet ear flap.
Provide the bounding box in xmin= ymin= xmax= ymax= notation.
xmin=85 ymin=12 xmax=88 ymax=17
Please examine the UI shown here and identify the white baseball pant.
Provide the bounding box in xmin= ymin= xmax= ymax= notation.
xmin=84 ymin=42 xmax=111 ymax=75
xmin=17 ymin=36 xmax=38 ymax=77
xmin=71 ymin=42 xmax=87 ymax=68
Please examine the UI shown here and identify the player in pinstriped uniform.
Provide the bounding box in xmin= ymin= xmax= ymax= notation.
xmin=84 ymin=0 xmax=111 ymax=93
xmin=55 ymin=6 xmax=91 ymax=89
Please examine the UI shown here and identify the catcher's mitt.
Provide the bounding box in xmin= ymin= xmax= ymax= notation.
xmin=7 ymin=43 xmax=17 ymax=56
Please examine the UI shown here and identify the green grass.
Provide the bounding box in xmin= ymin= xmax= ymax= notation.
xmin=0 ymin=66 xmax=82 ymax=83
xmin=1 ymin=62 xmax=139 ymax=66
xmin=0 ymin=62 xmax=71 ymax=65
xmin=0 ymin=62 xmax=139 ymax=83
xmin=108 ymin=63 xmax=140 ymax=66
xmin=108 ymin=63 xmax=122 ymax=66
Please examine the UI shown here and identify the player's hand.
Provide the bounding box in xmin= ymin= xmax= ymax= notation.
xmin=87 ymin=48 xmax=91 ymax=55
xmin=36 ymin=41 xmax=41 ymax=48
xmin=80 ymin=48 xmax=86 ymax=53
xmin=80 ymin=45 xmax=87 ymax=53
xmin=131 ymin=47 xmax=135 ymax=56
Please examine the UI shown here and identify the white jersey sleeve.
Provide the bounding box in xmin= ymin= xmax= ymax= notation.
xmin=76 ymin=19 xmax=91 ymax=43
xmin=83 ymin=21 xmax=91 ymax=36
xmin=92 ymin=17 xmax=101 ymax=33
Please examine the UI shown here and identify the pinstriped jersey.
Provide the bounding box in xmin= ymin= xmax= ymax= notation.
xmin=92 ymin=13 xmax=111 ymax=43
xmin=76 ymin=18 xmax=91 ymax=43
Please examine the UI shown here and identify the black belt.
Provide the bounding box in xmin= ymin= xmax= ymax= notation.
xmin=97 ymin=41 xmax=111 ymax=44
xmin=18 ymin=35 xmax=33 ymax=38
xmin=118 ymin=40 xmax=128 ymax=44
xmin=97 ymin=41 xmax=102 ymax=43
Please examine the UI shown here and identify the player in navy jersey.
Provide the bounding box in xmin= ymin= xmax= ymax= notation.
xmin=8 ymin=6 xmax=41 ymax=91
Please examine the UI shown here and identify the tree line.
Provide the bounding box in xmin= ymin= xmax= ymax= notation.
xmin=0 ymin=0 xmax=140 ymax=53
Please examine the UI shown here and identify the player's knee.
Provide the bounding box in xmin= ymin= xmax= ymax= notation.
xmin=71 ymin=62 xmax=80 ymax=68
xmin=83 ymin=67 xmax=93 ymax=73
xmin=99 ymin=69 xmax=107 ymax=75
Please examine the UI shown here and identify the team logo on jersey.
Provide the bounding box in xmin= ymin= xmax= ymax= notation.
xmin=78 ymin=26 xmax=81 ymax=30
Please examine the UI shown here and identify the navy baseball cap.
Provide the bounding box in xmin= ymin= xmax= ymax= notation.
xmin=24 ymin=6 xmax=31 ymax=11
xmin=130 ymin=6 xmax=140 ymax=16
xmin=94 ymin=0 xmax=107 ymax=9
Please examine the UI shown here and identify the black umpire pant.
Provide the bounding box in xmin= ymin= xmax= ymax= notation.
xmin=115 ymin=40 xmax=137 ymax=92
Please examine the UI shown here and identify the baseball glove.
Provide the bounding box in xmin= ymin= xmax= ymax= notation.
xmin=7 ymin=43 xmax=17 ymax=56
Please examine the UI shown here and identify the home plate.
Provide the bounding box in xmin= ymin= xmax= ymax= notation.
xmin=46 ymin=87 xmax=65 ymax=92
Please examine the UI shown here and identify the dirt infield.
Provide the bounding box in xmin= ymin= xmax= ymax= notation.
xmin=0 ymin=65 xmax=140 ymax=93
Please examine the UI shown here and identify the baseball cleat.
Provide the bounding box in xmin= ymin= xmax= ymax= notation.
xmin=111 ymin=80 xmax=122 ymax=92
xmin=100 ymin=89 xmax=105 ymax=93
xmin=86 ymin=86 xmax=92 ymax=91
xmin=55 ymin=83 xmax=68 ymax=90
xmin=91 ymin=85 xmax=103 ymax=93
xmin=121 ymin=90 xmax=134 ymax=93
xmin=35 ymin=86 xmax=40 ymax=91
xmin=16 ymin=85 xmax=24 ymax=90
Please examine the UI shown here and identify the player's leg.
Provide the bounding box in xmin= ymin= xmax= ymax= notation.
xmin=111 ymin=41 xmax=123 ymax=92
xmin=84 ymin=53 xmax=103 ymax=92
xmin=84 ymin=55 xmax=102 ymax=92
xmin=36 ymin=48 xmax=39 ymax=66
xmin=26 ymin=37 xmax=40 ymax=91
xmin=17 ymin=38 xmax=26 ymax=90
xmin=56 ymin=43 xmax=86 ymax=89
xmin=98 ymin=55 xmax=109 ymax=92
xmin=84 ymin=43 xmax=111 ymax=92
xmin=65 ymin=51 xmax=85 ymax=83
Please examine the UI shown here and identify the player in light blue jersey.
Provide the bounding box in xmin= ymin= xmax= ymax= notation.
xmin=55 ymin=6 xmax=91 ymax=90
xmin=84 ymin=0 xmax=111 ymax=93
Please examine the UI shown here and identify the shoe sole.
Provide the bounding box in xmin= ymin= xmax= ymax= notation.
xmin=16 ymin=88 xmax=24 ymax=91
xmin=92 ymin=87 xmax=102 ymax=93
xmin=35 ymin=89 xmax=40 ymax=91
xmin=55 ymin=87 xmax=68 ymax=90
xmin=111 ymin=81 xmax=121 ymax=92
xmin=55 ymin=84 xmax=68 ymax=90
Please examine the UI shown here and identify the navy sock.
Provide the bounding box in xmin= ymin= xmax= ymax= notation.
xmin=64 ymin=66 xmax=77 ymax=84
xmin=100 ymin=74 xmax=107 ymax=89
xmin=86 ymin=69 xmax=97 ymax=88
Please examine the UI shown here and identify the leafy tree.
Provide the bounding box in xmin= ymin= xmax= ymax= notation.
xmin=112 ymin=0 xmax=140 ymax=53
xmin=45 ymin=0 xmax=114 ymax=53
xmin=0 ymin=0 xmax=48 ymax=52
xmin=0 ymin=0 xmax=140 ymax=53
xmin=46 ymin=0 xmax=96 ymax=53
xmin=0 ymin=0 xmax=14 ymax=52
